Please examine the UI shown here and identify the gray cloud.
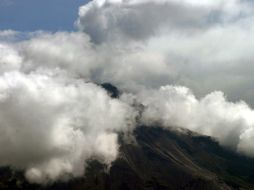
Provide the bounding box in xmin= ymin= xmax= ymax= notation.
xmin=77 ymin=0 xmax=254 ymax=106
xmin=77 ymin=0 xmax=208 ymax=43
xmin=77 ymin=0 xmax=249 ymax=44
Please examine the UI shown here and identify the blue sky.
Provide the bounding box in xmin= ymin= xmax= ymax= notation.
xmin=0 ymin=0 xmax=89 ymax=32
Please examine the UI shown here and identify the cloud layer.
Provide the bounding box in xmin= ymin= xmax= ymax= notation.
xmin=0 ymin=0 xmax=254 ymax=184
xmin=77 ymin=0 xmax=249 ymax=43
xmin=0 ymin=69 xmax=135 ymax=184
xmin=78 ymin=0 xmax=254 ymax=106
xmin=121 ymin=86 xmax=254 ymax=156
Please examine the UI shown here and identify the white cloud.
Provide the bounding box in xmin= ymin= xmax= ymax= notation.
xmin=121 ymin=85 xmax=254 ymax=156
xmin=0 ymin=71 xmax=135 ymax=184
xmin=0 ymin=30 xmax=18 ymax=38
xmin=0 ymin=43 xmax=22 ymax=73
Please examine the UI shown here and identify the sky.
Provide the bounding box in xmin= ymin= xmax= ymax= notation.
xmin=1 ymin=0 xmax=254 ymax=185
xmin=0 ymin=0 xmax=89 ymax=31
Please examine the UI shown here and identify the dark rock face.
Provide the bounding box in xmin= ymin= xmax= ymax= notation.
xmin=101 ymin=83 xmax=120 ymax=98
xmin=1 ymin=126 xmax=254 ymax=190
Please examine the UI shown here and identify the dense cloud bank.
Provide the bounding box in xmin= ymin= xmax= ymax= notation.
xmin=77 ymin=0 xmax=248 ymax=43
xmin=78 ymin=0 xmax=254 ymax=105
xmin=0 ymin=0 xmax=254 ymax=184
xmin=0 ymin=70 xmax=135 ymax=183
xmin=121 ymin=86 xmax=254 ymax=156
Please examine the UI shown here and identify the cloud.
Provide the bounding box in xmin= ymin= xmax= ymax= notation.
xmin=0 ymin=43 xmax=22 ymax=73
xmin=77 ymin=0 xmax=249 ymax=44
xmin=0 ymin=70 xmax=135 ymax=184
xmin=77 ymin=0 xmax=206 ymax=43
xmin=121 ymin=85 xmax=254 ymax=156
xmin=6 ymin=31 xmax=172 ymax=93
xmin=76 ymin=0 xmax=254 ymax=107
xmin=0 ymin=30 xmax=17 ymax=38
xmin=18 ymin=32 xmax=98 ymax=77
xmin=0 ymin=0 xmax=254 ymax=185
